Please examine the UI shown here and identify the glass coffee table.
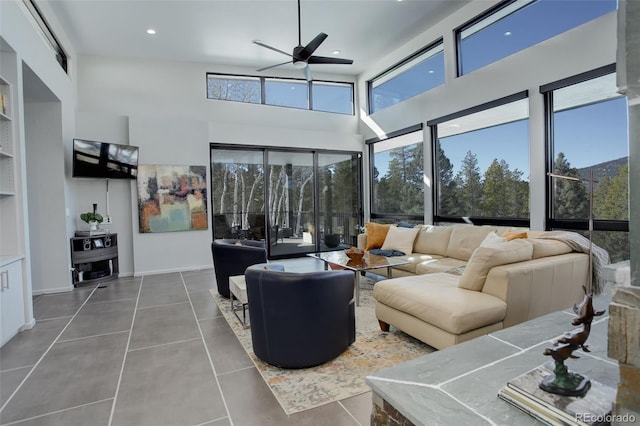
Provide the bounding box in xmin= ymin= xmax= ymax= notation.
xmin=309 ymin=251 xmax=410 ymax=306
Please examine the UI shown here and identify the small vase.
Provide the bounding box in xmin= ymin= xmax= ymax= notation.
xmin=89 ymin=221 xmax=98 ymax=231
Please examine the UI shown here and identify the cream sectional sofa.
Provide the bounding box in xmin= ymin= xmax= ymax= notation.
xmin=357 ymin=224 xmax=589 ymax=349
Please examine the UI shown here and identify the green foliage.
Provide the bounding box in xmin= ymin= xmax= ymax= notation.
xmin=374 ymin=143 xmax=424 ymax=214
xmin=552 ymin=153 xmax=589 ymax=219
xmin=80 ymin=212 xmax=103 ymax=224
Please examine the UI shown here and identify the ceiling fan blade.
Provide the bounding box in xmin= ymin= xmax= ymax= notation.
xmin=307 ymin=55 xmax=353 ymax=65
xmin=253 ymin=40 xmax=293 ymax=58
xmin=256 ymin=61 xmax=292 ymax=72
xmin=298 ymin=33 xmax=328 ymax=60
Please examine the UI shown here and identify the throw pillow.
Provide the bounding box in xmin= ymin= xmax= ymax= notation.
xmin=480 ymin=231 xmax=506 ymax=248
xmin=369 ymin=248 xmax=405 ymax=257
xmin=502 ymin=230 xmax=528 ymax=241
xmin=381 ymin=225 xmax=421 ymax=255
xmin=365 ymin=222 xmax=392 ymax=251
xmin=458 ymin=238 xmax=533 ymax=291
xmin=413 ymin=225 xmax=453 ymax=256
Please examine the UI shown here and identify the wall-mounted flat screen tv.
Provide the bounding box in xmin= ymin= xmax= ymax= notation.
xmin=73 ymin=139 xmax=139 ymax=179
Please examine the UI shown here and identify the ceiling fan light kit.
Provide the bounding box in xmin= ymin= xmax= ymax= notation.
xmin=253 ymin=0 xmax=353 ymax=80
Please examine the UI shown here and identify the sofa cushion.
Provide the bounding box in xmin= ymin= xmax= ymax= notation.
xmin=528 ymin=238 xmax=573 ymax=259
xmin=373 ymin=274 xmax=507 ymax=335
xmin=415 ymin=257 xmax=467 ymax=275
xmin=381 ymin=225 xmax=421 ymax=255
xmin=392 ymin=254 xmax=444 ymax=274
xmin=445 ymin=224 xmax=498 ymax=261
xmin=413 ymin=225 xmax=453 ymax=256
xmin=365 ymin=222 xmax=392 ymax=251
xmin=458 ymin=237 xmax=533 ymax=291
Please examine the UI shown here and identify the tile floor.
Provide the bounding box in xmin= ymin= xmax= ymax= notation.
xmin=0 ymin=258 xmax=372 ymax=426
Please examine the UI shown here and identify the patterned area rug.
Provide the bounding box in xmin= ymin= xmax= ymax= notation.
xmin=209 ymin=277 xmax=435 ymax=415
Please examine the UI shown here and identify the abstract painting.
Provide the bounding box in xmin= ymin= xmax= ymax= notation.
xmin=137 ymin=164 xmax=208 ymax=233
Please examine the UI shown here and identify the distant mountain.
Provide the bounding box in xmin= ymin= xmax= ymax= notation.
xmin=577 ymin=156 xmax=628 ymax=182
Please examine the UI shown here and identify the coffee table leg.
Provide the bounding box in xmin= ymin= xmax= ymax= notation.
xmin=354 ymin=271 xmax=360 ymax=307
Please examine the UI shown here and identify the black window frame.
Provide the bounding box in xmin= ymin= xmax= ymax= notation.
xmin=428 ymin=91 xmax=531 ymax=228
xmin=367 ymin=39 xmax=445 ymax=115
xmin=541 ymin=63 xmax=629 ymax=235
xmin=366 ymin=123 xmax=425 ymax=224
xmin=206 ymin=72 xmax=354 ymax=115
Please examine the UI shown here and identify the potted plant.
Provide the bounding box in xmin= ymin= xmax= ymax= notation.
xmin=80 ymin=204 xmax=103 ymax=231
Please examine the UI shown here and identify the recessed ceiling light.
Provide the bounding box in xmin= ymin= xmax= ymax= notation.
xmin=146 ymin=28 xmax=157 ymax=35
xmin=504 ymin=31 xmax=512 ymax=36
xmin=332 ymin=50 xmax=341 ymax=55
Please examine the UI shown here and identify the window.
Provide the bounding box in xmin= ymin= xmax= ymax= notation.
xmin=431 ymin=93 xmax=529 ymax=224
xmin=369 ymin=41 xmax=444 ymax=114
xmin=312 ymin=82 xmax=354 ymax=115
xmin=369 ymin=127 xmax=424 ymax=221
xmin=544 ymin=66 xmax=629 ymax=262
xmin=206 ymin=73 xmax=354 ymax=115
xmin=457 ymin=0 xmax=616 ymax=76
xmin=265 ymin=78 xmax=308 ymax=109
xmin=207 ymin=75 xmax=261 ymax=104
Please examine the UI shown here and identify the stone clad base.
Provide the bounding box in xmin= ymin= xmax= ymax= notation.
xmin=371 ymin=393 xmax=415 ymax=426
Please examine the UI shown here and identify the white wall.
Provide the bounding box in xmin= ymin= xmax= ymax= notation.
xmin=129 ymin=115 xmax=211 ymax=275
xmin=74 ymin=56 xmax=363 ymax=275
xmin=74 ymin=113 xmax=133 ymax=275
xmin=1 ymin=0 xmax=77 ymax=294
xmin=356 ymin=1 xmax=617 ymax=228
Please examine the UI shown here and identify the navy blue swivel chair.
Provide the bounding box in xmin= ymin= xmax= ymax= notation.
xmin=211 ymin=239 xmax=267 ymax=298
xmin=245 ymin=264 xmax=356 ymax=368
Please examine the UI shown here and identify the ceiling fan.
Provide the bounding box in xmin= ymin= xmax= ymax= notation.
xmin=253 ymin=0 xmax=353 ymax=80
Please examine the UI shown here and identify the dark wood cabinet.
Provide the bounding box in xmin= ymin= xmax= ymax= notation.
xmin=70 ymin=233 xmax=119 ymax=286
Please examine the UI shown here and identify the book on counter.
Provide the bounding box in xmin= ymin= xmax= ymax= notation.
xmin=498 ymin=362 xmax=616 ymax=426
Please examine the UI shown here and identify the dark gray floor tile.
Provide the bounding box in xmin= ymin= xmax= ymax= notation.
xmin=141 ymin=272 xmax=182 ymax=285
xmin=137 ymin=280 xmax=188 ymax=308
xmin=5 ymin=399 xmax=113 ymax=426
xmin=340 ymin=391 xmax=373 ymax=425
xmin=32 ymin=290 xmax=92 ymax=320
xmin=129 ymin=302 xmax=199 ymax=350
xmin=201 ymin=417 xmax=231 ymax=426
xmin=87 ymin=279 xmax=141 ymax=304
xmin=0 ymin=366 xmax=31 ymax=407
xmin=200 ymin=317 xmax=253 ymax=374
xmin=181 ymin=268 xmax=214 ymax=278
xmin=190 ymin=289 xmax=222 ymax=320
xmin=0 ymin=318 xmax=68 ymax=371
xmin=182 ymin=272 xmax=216 ymax=293
xmin=111 ymin=339 xmax=226 ymax=426
xmin=219 ymin=367 xmax=359 ymax=426
xmin=60 ymin=299 xmax=136 ymax=341
xmin=0 ymin=333 xmax=127 ymax=424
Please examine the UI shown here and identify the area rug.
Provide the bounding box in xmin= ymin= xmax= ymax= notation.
xmin=209 ymin=277 xmax=435 ymax=415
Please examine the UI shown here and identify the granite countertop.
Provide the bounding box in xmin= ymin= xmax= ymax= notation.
xmin=366 ymin=293 xmax=618 ymax=425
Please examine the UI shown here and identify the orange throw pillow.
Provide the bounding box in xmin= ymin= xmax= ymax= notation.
xmin=502 ymin=230 xmax=528 ymax=241
xmin=365 ymin=222 xmax=391 ymax=250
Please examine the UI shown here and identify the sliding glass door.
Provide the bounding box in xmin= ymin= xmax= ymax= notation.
xmin=210 ymin=148 xmax=264 ymax=240
xmin=266 ymin=151 xmax=315 ymax=257
xmin=211 ymin=145 xmax=362 ymax=259
xmin=318 ymin=153 xmax=361 ymax=249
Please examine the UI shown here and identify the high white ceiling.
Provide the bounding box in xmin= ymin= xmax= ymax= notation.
xmin=42 ymin=0 xmax=470 ymax=76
